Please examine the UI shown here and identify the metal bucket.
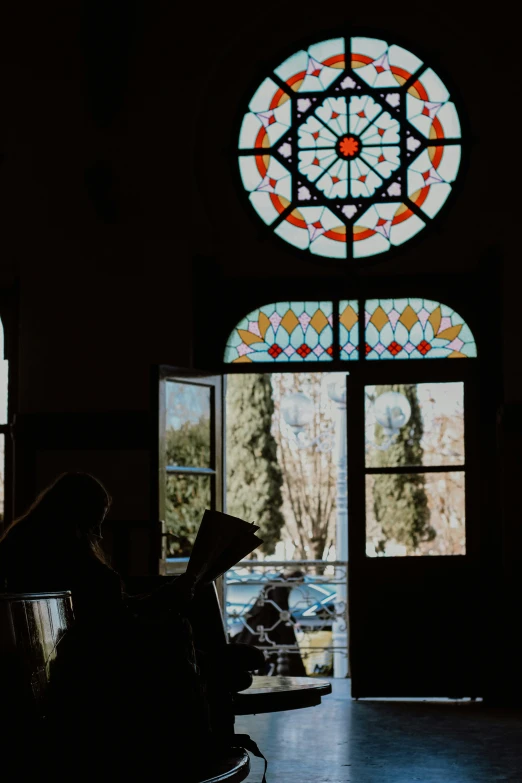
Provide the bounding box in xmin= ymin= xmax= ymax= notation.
xmin=0 ymin=591 xmax=74 ymax=723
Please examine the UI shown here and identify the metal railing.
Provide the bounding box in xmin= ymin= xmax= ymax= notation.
xmin=225 ymin=559 xmax=349 ymax=677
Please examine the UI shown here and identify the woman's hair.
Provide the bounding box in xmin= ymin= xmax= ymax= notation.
xmin=0 ymin=472 xmax=112 ymax=563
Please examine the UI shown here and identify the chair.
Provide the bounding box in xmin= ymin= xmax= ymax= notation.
xmin=0 ymin=584 xmax=254 ymax=780
xmin=0 ymin=590 xmax=75 ymax=724
xmin=197 ymin=749 xmax=250 ymax=782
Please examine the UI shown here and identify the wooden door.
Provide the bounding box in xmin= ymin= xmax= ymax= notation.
xmin=347 ymin=362 xmax=483 ymax=697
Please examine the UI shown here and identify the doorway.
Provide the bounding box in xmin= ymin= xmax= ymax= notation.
xmin=225 ymin=371 xmax=349 ymax=678
xmin=158 ymin=295 xmax=482 ymax=695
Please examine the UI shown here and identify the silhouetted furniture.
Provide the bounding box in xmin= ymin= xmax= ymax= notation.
xmin=0 ymin=581 xmax=330 ymax=783
xmin=0 ymin=591 xmax=74 ymax=725
xmin=197 ymin=749 xmax=250 ymax=782
xmin=234 ymin=675 xmax=332 ymax=715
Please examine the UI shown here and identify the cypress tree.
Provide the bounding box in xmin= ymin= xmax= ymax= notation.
xmin=226 ymin=374 xmax=285 ymax=555
xmin=165 ymin=417 xmax=211 ymax=557
xmin=372 ymin=383 xmax=435 ymax=553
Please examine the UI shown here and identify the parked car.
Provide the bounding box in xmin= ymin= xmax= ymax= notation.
xmin=225 ymin=568 xmax=337 ymax=637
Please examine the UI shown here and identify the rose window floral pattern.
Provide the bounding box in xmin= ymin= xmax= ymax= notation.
xmin=238 ymin=36 xmax=462 ymax=261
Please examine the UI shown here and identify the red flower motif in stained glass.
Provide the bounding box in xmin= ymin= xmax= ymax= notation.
xmin=268 ymin=344 xmax=283 ymax=358
xmin=365 ymin=343 xmax=372 ymax=355
xmin=387 ymin=341 xmax=403 ymax=355
xmin=297 ymin=344 xmax=312 ymax=357
xmin=339 ymin=136 xmax=360 ymax=158
xmin=417 ymin=340 xmax=432 ymax=355
xmin=326 ymin=345 xmax=341 ymax=356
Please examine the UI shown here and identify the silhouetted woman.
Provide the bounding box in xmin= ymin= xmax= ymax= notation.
xmin=0 ymin=472 xmax=124 ymax=618
xmin=0 ymin=473 xmax=209 ymax=776
xmin=0 ymin=473 xmax=263 ymax=778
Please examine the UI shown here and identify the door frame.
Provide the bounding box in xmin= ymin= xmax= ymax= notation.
xmin=153 ymin=366 xmax=224 ymax=579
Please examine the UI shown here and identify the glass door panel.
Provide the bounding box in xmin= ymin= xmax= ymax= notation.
xmin=364 ymin=382 xmax=466 ymax=557
xmin=158 ymin=370 xmax=223 ymax=576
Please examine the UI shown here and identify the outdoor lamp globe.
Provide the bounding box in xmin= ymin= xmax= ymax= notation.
xmin=373 ymin=391 xmax=411 ymax=435
xmin=326 ymin=373 xmax=348 ymax=405
xmin=281 ymin=391 xmax=314 ymax=433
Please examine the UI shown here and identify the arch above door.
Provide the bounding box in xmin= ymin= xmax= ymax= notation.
xmin=224 ymin=297 xmax=477 ymax=364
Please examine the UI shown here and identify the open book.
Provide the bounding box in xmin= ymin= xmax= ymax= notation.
xmin=184 ymin=509 xmax=263 ymax=589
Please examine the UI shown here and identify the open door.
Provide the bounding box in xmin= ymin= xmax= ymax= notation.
xmin=156 ymin=368 xmax=224 ymax=580
xmin=347 ymin=364 xmax=482 ymax=697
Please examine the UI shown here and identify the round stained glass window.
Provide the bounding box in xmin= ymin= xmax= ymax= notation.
xmin=238 ymin=36 xmax=463 ymax=261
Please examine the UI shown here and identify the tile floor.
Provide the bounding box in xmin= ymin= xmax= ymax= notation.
xmin=236 ymin=680 xmax=522 ymax=782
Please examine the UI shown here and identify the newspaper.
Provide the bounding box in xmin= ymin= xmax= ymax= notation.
xmin=184 ymin=509 xmax=263 ymax=589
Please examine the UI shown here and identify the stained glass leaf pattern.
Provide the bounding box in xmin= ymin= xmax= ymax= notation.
xmin=406 ymin=68 xmax=461 ymax=140
xmin=364 ymin=298 xmax=477 ymax=359
xmin=407 ymin=146 xmax=461 ymax=218
xmin=239 ymin=156 xmax=292 ymax=226
xmin=224 ymin=300 xmax=476 ymax=363
xmin=274 ymin=38 xmax=346 ymax=94
xmin=316 ymin=158 xmax=349 ymax=199
xmin=238 ymin=36 xmax=462 ymax=261
xmin=351 ymin=38 xmax=423 ymax=89
xmin=339 ymin=300 xmax=359 ymax=359
xmin=239 ymin=78 xmax=292 ymax=150
xmin=224 ymin=302 xmax=334 ymax=363
xmin=274 ymin=206 xmax=348 ymax=259
xmin=348 ymin=95 xmax=382 ymax=135
xmin=353 ymin=202 xmax=425 ymax=258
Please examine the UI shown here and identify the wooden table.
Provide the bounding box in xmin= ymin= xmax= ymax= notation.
xmin=233 ymin=675 xmax=332 ymax=715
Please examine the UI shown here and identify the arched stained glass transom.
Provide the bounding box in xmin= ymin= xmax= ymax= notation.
xmin=238 ymin=36 xmax=462 ymax=262
xmin=224 ymin=299 xmax=476 ymax=363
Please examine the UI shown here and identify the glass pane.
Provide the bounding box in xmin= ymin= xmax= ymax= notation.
xmin=366 ymin=471 xmax=466 ymax=557
xmin=365 ymin=298 xmax=477 ymax=359
xmin=0 ymin=360 xmax=8 ymax=424
xmin=0 ymin=434 xmax=4 ymax=523
xmin=365 ymin=382 xmax=464 ymax=468
xmin=165 ymin=473 xmax=211 ymax=558
xmin=339 ymin=300 xmax=359 ymax=359
xmin=224 ymin=301 xmax=334 ymax=363
xmin=165 ymin=381 xmax=211 ymax=468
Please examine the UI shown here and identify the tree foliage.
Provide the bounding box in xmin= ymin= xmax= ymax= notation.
xmin=165 ymin=418 xmax=210 ymax=557
xmin=226 ymin=374 xmax=285 ymax=555
xmin=371 ymin=384 xmax=435 ymax=553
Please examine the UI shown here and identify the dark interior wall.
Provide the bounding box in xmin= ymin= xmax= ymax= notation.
xmin=0 ymin=4 xmax=520 ymax=590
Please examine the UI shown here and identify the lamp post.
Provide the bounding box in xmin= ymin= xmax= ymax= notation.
xmin=325 ymin=375 xmax=349 ymax=679
xmin=280 ymin=373 xmax=349 ymax=678
xmin=280 ymin=382 xmax=413 ymax=678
